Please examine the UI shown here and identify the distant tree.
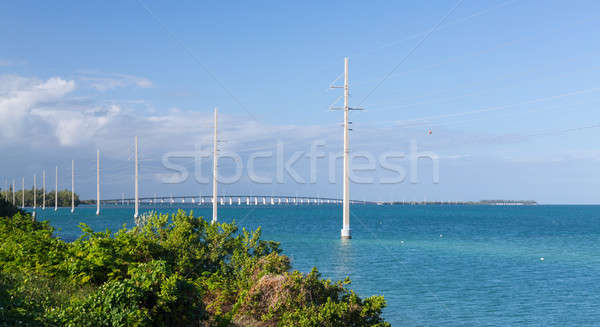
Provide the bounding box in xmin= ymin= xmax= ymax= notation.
xmin=3 ymin=188 xmax=81 ymax=207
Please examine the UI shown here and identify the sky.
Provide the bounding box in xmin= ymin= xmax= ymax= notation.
xmin=1 ymin=0 xmax=600 ymax=204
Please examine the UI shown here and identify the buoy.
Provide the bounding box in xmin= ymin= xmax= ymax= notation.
xmin=540 ymin=257 xmax=544 ymax=261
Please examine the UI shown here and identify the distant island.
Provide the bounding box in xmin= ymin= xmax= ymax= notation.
xmin=477 ymin=200 xmax=537 ymax=205
xmin=377 ymin=200 xmax=537 ymax=206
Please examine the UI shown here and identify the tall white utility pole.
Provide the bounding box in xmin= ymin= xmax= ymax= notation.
xmin=42 ymin=170 xmax=46 ymax=210
xmin=71 ymin=160 xmax=75 ymax=213
xmin=342 ymin=57 xmax=350 ymax=239
xmin=21 ymin=177 xmax=24 ymax=208
xmin=330 ymin=57 xmax=362 ymax=239
xmin=33 ymin=174 xmax=37 ymax=220
xmin=212 ymin=108 xmax=218 ymax=224
xmin=134 ymin=136 xmax=139 ymax=219
xmin=55 ymin=166 xmax=58 ymax=211
xmin=96 ymin=149 xmax=100 ymax=215
xmin=33 ymin=174 xmax=37 ymax=209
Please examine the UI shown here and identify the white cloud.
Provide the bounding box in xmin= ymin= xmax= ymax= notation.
xmin=33 ymin=105 xmax=122 ymax=146
xmin=77 ymin=72 xmax=153 ymax=91
xmin=0 ymin=59 xmax=26 ymax=67
xmin=0 ymin=73 xmax=472 ymax=186
xmin=503 ymin=150 xmax=600 ymax=164
xmin=0 ymin=74 xmax=332 ymax=160
xmin=440 ymin=154 xmax=471 ymax=160
xmin=0 ymin=75 xmax=75 ymax=142
xmin=0 ymin=75 xmax=131 ymax=147
xmin=5 ymin=74 xmax=597 ymax=203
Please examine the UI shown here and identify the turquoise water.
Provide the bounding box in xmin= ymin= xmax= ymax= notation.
xmin=29 ymin=204 xmax=600 ymax=326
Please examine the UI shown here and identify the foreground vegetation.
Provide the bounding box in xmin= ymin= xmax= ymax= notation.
xmin=0 ymin=198 xmax=389 ymax=326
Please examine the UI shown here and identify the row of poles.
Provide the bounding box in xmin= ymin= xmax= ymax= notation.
xmin=4 ymin=58 xmax=356 ymax=238
xmin=4 ymin=161 xmax=76 ymax=219
xmin=3 ymin=109 xmax=215 ymax=223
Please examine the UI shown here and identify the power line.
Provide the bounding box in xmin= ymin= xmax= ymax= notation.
xmin=359 ymin=0 xmax=466 ymax=105
xmin=395 ymin=86 xmax=600 ymax=127
xmin=371 ymin=62 xmax=600 ymax=112
xmin=405 ymin=97 xmax=600 ymax=131
xmin=136 ymin=0 xmax=257 ymax=122
xmin=526 ymin=123 xmax=600 ymax=138
xmin=364 ymin=0 xmax=523 ymax=56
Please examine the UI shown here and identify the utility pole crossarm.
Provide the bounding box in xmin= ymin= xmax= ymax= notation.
xmin=330 ymin=107 xmax=365 ymax=111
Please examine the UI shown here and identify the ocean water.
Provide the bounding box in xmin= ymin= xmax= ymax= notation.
xmin=28 ymin=204 xmax=600 ymax=326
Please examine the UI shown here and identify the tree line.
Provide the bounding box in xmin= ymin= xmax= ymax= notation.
xmin=0 ymin=188 xmax=80 ymax=207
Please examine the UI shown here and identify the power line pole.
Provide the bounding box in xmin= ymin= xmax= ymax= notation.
xmin=33 ymin=174 xmax=37 ymax=220
xmin=55 ymin=166 xmax=58 ymax=211
xmin=134 ymin=136 xmax=139 ymax=219
xmin=71 ymin=160 xmax=75 ymax=213
xmin=21 ymin=177 xmax=24 ymax=209
xmin=96 ymin=149 xmax=100 ymax=216
xmin=330 ymin=57 xmax=364 ymax=239
xmin=342 ymin=58 xmax=350 ymax=239
xmin=33 ymin=174 xmax=36 ymax=209
xmin=212 ymin=107 xmax=218 ymax=224
xmin=42 ymin=169 xmax=46 ymax=210
xmin=12 ymin=179 xmax=15 ymax=205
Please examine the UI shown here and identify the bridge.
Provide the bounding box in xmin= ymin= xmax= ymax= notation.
xmin=100 ymin=195 xmax=376 ymax=206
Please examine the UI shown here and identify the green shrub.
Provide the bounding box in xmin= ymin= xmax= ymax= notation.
xmin=0 ymin=196 xmax=23 ymax=218
xmin=0 ymin=210 xmax=389 ymax=326
xmin=0 ymin=213 xmax=69 ymax=279
xmin=0 ymin=271 xmax=93 ymax=326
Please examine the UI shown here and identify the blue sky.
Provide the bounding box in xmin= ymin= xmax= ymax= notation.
xmin=1 ymin=0 xmax=600 ymax=203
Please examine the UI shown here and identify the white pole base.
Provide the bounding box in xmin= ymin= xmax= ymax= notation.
xmin=70 ymin=208 xmax=74 ymax=213
xmin=96 ymin=210 xmax=100 ymax=216
xmin=341 ymin=228 xmax=351 ymax=239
